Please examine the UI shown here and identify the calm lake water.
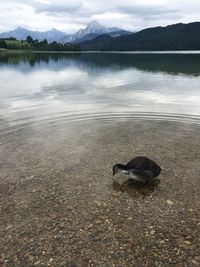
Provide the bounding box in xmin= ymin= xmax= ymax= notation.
xmin=0 ymin=52 xmax=200 ymax=130
xmin=1 ymin=52 xmax=200 ymax=266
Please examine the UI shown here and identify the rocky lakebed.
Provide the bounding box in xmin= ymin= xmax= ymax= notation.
xmin=1 ymin=120 xmax=200 ymax=267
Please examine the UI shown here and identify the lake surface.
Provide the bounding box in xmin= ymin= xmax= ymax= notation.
xmin=0 ymin=52 xmax=200 ymax=130
xmin=1 ymin=52 xmax=200 ymax=266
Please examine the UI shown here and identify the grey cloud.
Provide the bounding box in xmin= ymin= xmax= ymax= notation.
xmin=117 ymin=6 xmax=178 ymax=18
xmin=30 ymin=0 xmax=179 ymax=24
xmin=0 ymin=0 xmax=200 ymax=33
xmin=32 ymin=1 xmax=105 ymax=18
xmin=33 ymin=2 xmax=83 ymax=15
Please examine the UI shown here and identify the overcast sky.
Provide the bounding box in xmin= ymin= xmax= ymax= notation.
xmin=0 ymin=0 xmax=200 ymax=33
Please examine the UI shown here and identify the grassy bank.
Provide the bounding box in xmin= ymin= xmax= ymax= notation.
xmin=5 ymin=39 xmax=31 ymax=49
xmin=0 ymin=38 xmax=80 ymax=52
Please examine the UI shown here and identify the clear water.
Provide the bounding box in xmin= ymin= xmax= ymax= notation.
xmin=1 ymin=52 xmax=200 ymax=266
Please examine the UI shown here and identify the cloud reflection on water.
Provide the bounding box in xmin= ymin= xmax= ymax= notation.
xmin=0 ymin=53 xmax=200 ymax=127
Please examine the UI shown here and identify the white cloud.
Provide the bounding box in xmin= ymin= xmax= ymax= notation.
xmin=33 ymin=0 xmax=50 ymax=4
xmin=0 ymin=0 xmax=199 ymax=33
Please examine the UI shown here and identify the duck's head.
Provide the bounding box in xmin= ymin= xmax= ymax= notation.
xmin=112 ymin=164 xmax=127 ymax=175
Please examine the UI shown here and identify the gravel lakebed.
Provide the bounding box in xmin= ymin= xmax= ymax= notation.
xmin=0 ymin=120 xmax=200 ymax=267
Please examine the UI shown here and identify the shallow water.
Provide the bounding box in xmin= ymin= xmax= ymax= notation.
xmin=0 ymin=52 xmax=200 ymax=266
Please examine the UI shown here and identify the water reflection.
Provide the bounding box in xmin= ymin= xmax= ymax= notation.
xmin=1 ymin=52 xmax=200 ymax=75
xmin=0 ymin=52 xmax=200 ymax=131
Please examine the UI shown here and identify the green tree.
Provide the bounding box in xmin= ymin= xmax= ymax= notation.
xmin=26 ymin=35 xmax=33 ymax=44
xmin=43 ymin=39 xmax=48 ymax=45
xmin=0 ymin=40 xmax=7 ymax=48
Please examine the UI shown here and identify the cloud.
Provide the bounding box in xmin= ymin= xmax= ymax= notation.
xmin=0 ymin=0 xmax=199 ymax=33
xmin=33 ymin=0 xmax=83 ymax=15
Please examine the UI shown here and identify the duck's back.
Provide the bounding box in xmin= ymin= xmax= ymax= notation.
xmin=126 ymin=156 xmax=161 ymax=178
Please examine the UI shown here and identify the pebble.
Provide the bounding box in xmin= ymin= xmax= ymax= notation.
xmin=191 ymin=260 xmax=199 ymax=266
xmin=184 ymin=240 xmax=191 ymax=245
xmin=60 ymin=222 xmax=65 ymax=228
xmin=34 ymin=261 xmax=41 ymax=266
xmin=60 ymin=261 xmax=67 ymax=266
xmin=0 ymin=253 xmax=6 ymax=262
xmin=54 ymin=234 xmax=62 ymax=239
xmin=166 ymin=200 xmax=174 ymax=205
xmin=194 ymin=256 xmax=200 ymax=262
xmin=28 ymin=255 xmax=34 ymax=261
xmin=185 ymin=235 xmax=192 ymax=240
xmin=150 ymin=230 xmax=155 ymax=235
xmin=5 ymin=224 xmax=13 ymax=230
xmin=95 ymin=201 xmax=102 ymax=207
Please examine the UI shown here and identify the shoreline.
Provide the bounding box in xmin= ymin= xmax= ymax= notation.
xmin=1 ymin=48 xmax=200 ymax=54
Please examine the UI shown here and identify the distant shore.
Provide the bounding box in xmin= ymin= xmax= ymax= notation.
xmin=1 ymin=48 xmax=200 ymax=54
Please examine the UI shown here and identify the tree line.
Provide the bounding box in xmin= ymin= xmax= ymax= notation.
xmin=0 ymin=36 xmax=80 ymax=51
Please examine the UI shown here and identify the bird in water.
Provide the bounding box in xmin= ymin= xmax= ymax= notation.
xmin=112 ymin=156 xmax=162 ymax=185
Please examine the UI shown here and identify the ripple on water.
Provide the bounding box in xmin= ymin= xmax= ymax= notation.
xmin=1 ymin=111 xmax=200 ymax=135
xmin=1 ymin=113 xmax=200 ymax=266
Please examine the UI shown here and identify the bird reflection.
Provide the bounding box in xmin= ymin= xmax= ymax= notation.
xmin=112 ymin=178 xmax=160 ymax=198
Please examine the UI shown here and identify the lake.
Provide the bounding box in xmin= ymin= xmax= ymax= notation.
xmin=1 ymin=52 xmax=200 ymax=266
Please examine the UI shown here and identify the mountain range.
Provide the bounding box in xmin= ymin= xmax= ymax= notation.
xmin=0 ymin=21 xmax=131 ymax=44
xmin=59 ymin=21 xmax=131 ymax=43
xmin=0 ymin=27 xmax=66 ymax=43
xmin=1 ymin=21 xmax=199 ymax=51
xmin=79 ymin=22 xmax=200 ymax=51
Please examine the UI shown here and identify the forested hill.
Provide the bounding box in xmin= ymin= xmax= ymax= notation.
xmin=79 ymin=22 xmax=200 ymax=51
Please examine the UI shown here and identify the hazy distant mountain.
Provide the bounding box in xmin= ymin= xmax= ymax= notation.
xmin=0 ymin=27 xmax=66 ymax=42
xmin=79 ymin=22 xmax=200 ymax=51
xmin=59 ymin=21 xmax=125 ymax=43
xmin=0 ymin=21 xmax=129 ymax=44
xmin=75 ymin=30 xmax=132 ymax=43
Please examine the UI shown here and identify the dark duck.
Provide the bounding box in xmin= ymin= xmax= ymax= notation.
xmin=112 ymin=156 xmax=162 ymax=184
